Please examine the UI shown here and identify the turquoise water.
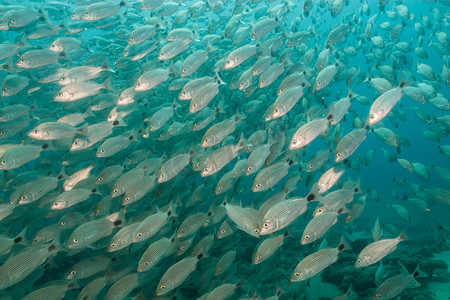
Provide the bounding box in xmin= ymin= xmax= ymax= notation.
xmin=0 ymin=0 xmax=449 ymax=299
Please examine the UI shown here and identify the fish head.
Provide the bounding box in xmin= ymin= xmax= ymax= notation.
xmin=289 ymin=137 xmax=304 ymax=149
xmin=252 ymin=251 xmax=264 ymax=265
xmin=67 ymin=235 xmax=82 ymax=249
xmin=27 ymin=127 xmax=45 ymax=139
xmin=372 ymin=291 xmax=388 ymax=300
xmin=51 ymin=200 xmax=64 ymax=210
xmin=15 ymin=56 xmax=30 ymax=69
xmin=368 ymin=111 xmax=383 ymax=125
xmin=189 ymin=101 xmax=203 ymax=114
xmin=110 ymin=186 xmax=122 ymax=198
xmin=178 ymin=89 xmax=191 ymax=100
xmin=301 ymin=232 xmax=316 ymax=245
xmin=1 ymin=86 xmax=11 ymax=97
xmin=290 ymin=270 xmax=302 ymax=283
xmin=272 ymin=105 xmax=286 ymax=119
xmin=70 ymin=137 xmax=88 ymax=151
xmin=107 ymin=242 xmax=118 ymax=252
xmin=314 ymin=79 xmax=324 ymax=91
xmin=158 ymin=172 xmax=168 ymax=183
xmin=132 ymin=231 xmax=144 ymax=243
xmin=180 ymin=67 xmax=190 ymax=78
xmin=224 ymin=59 xmax=236 ymax=70
xmin=134 ymin=81 xmax=148 ymax=92
xmin=58 ymin=75 xmax=72 ymax=85
xmin=312 ymin=205 xmax=326 ymax=217
xmin=354 ymin=255 xmax=369 ymax=268
xmin=49 ymin=41 xmax=62 ymax=53
xmin=65 ymin=269 xmax=77 ymax=280
xmin=334 ymin=149 xmax=348 ymax=162
xmin=54 ymin=90 xmax=71 ymax=102
xmin=252 ymin=180 xmax=266 ymax=192
xmin=260 ymin=219 xmax=277 ymax=235
xmin=156 ymin=282 xmax=170 ymax=296
xmin=81 ymin=9 xmax=96 ymax=21
xmin=0 ymin=156 xmax=15 ymax=170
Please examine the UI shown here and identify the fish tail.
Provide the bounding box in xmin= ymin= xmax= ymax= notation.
xmin=337 ymin=235 xmax=351 ymax=251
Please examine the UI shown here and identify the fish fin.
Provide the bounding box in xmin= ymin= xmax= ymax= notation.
xmin=337 ymin=235 xmax=351 ymax=251
xmin=57 ymin=166 xmax=68 ymax=181
xmin=101 ymin=58 xmax=115 ymax=73
xmin=1 ymin=57 xmax=17 ymax=74
xmin=214 ymin=71 xmax=227 ymax=85
xmin=306 ymin=182 xmax=321 ymax=202
xmin=166 ymin=200 xmax=178 ymax=218
xmin=397 ymin=231 xmax=407 ymax=241
xmin=14 ymin=226 xmax=29 ymax=246
xmin=102 ymin=77 xmax=114 ymax=91
xmin=237 ymin=133 xmax=246 ymax=149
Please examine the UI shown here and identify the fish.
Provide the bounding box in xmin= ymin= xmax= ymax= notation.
xmin=355 ymin=233 xmax=405 ymax=268
xmin=291 ymin=236 xmax=350 ymax=282
xmin=367 ymin=84 xmax=405 ymax=125
xmin=372 ymin=264 xmax=426 ymax=300
xmin=156 ymin=253 xmax=204 ymax=295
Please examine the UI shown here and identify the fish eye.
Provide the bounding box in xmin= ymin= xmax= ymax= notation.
xmin=144 ymin=261 xmax=149 ymax=266
xmin=263 ymin=223 xmax=269 ymax=228
xmin=376 ymin=294 xmax=382 ymax=298
xmin=113 ymin=188 xmax=118 ymax=193
xmin=336 ymin=153 xmax=342 ymax=157
xmin=100 ymin=149 xmax=105 ymax=153
xmin=73 ymin=238 xmax=78 ymax=243
xmin=182 ymin=69 xmax=187 ymax=73
xmin=97 ymin=177 xmax=103 ymax=181
xmin=254 ymin=228 xmax=259 ymax=233
xmin=369 ymin=114 xmax=375 ymax=119
xmin=124 ymin=196 xmax=130 ymax=202
xmin=60 ymin=222 xmax=65 ymax=226
xmin=256 ymin=183 xmax=261 ymax=188
xmin=294 ymin=272 xmax=300 ymax=277
xmin=304 ymin=235 xmax=310 ymax=239
xmin=203 ymin=168 xmax=208 ymax=172
xmin=220 ymin=229 xmax=225 ymax=234
xmin=53 ymin=201 xmax=59 ymax=206
xmin=110 ymin=243 xmax=116 ymax=247
xmin=160 ymin=174 xmax=165 ymax=178
xmin=180 ymin=245 xmax=185 ymax=250
xmin=218 ymin=186 xmax=223 ymax=190
xmin=247 ymin=166 xmax=252 ymax=170
xmin=33 ymin=237 xmax=39 ymax=242
xmin=317 ymin=208 xmax=323 ymax=213
xmin=70 ymin=270 xmax=76 ymax=275
xmin=160 ymin=285 xmax=165 ymax=290
xmin=10 ymin=19 xmax=15 ymax=23
xmin=1 ymin=160 xmax=6 ymax=164
xmin=137 ymin=232 xmax=142 ymax=237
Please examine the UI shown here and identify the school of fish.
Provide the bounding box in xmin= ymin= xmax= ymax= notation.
xmin=0 ymin=0 xmax=449 ymax=299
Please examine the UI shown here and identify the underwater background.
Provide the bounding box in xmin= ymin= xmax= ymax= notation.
xmin=0 ymin=0 xmax=449 ymax=299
